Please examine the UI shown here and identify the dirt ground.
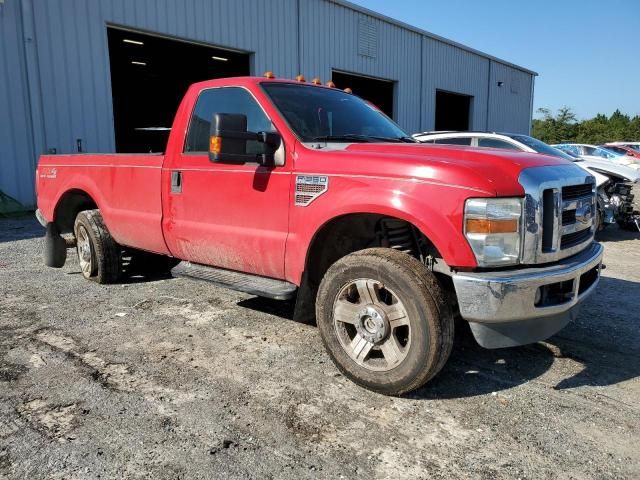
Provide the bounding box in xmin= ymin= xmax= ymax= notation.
xmin=1 ymin=216 xmax=639 ymax=479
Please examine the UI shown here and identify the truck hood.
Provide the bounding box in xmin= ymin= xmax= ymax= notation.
xmin=303 ymin=143 xmax=574 ymax=196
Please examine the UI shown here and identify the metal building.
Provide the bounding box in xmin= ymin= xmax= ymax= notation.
xmin=0 ymin=0 xmax=536 ymax=209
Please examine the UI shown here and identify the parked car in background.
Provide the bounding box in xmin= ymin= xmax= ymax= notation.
xmin=413 ymin=132 xmax=640 ymax=231
xmin=602 ymin=143 xmax=640 ymax=159
xmin=553 ymin=143 xmax=640 ymax=170
xmin=605 ymin=142 xmax=640 ymax=154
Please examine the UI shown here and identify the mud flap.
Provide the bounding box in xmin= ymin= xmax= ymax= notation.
xmin=44 ymin=223 xmax=67 ymax=268
xmin=292 ymin=271 xmax=315 ymax=325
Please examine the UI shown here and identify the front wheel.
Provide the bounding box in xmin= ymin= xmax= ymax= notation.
xmin=316 ymin=248 xmax=454 ymax=396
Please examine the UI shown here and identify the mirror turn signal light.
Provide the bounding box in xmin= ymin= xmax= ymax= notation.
xmin=263 ymin=71 xmax=276 ymax=79
xmin=209 ymin=136 xmax=222 ymax=154
xmin=296 ymin=74 xmax=306 ymax=82
xmin=311 ymin=78 xmax=322 ymax=85
xmin=465 ymin=218 xmax=518 ymax=234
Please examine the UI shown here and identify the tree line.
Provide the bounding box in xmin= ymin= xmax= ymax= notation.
xmin=531 ymin=107 xmax=640 ymax=145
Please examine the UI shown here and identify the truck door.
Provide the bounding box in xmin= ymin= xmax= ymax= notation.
xmin=162 ymin=86 xmax=290 ymax=279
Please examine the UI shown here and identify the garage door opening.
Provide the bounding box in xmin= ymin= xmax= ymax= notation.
xmin=331 ymin=70 xmax=395 ymax=119
xmin=107 ymin=27 xmax=250 ymax=153
xmin=435 ymin=90 xmax=472 ymax=131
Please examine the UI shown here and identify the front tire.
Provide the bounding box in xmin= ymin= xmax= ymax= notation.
xmin=74 ymin=210 xmax=122 ymax=284
xmin=316 ymin=248 xmax=454 ymax=396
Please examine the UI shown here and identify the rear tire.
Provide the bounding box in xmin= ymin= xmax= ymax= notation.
xmin=74 ymin=210 xmax=122 ymax=284
xmin=316 ymin=248 xmax=454 ymax=396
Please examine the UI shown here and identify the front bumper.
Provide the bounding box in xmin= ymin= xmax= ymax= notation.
xmin=452 ymin=242 xmax=604 ymax=348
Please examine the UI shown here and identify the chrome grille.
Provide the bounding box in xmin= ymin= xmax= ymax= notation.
xmin=520 ymin=165 xmax=596 ymax=264
xmin=559 ymin=192 xmax=595 ymax=250
xmin=560 ymin=228 xmax=593 ymax=249
xmin=561 ymin=184 xmax=593 ymax=201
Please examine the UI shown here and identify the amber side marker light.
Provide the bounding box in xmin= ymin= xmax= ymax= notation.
xmin=465 ymin=218 xmax=518 ymax=234
xmin=263 ymin=71 xmax=276 ymax=79
xmin=209 ymin=136 xmax=222 ymax=154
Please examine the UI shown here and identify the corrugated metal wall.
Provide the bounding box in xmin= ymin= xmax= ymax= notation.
xmin=0 ymin=0 xmax=36 ymax=207
xmin=421 ymin=37 xmax=490 ymax=132
xmin=0 ymin=0 xmax=535 ymax=208
xmin=299 ymin=0 xmax=423 ymax=132
xmin=488 ymin=61 xmax=534 ymax=134
xmin=28 ymin=0 xmax=299 ymax=159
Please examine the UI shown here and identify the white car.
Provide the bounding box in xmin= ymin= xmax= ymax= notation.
xmin=413 ymin=131 xmax=639 ymax=230
xmin=553 ymin=143 xmax=640 ymax=170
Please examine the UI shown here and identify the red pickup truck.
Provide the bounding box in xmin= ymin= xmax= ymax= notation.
xmin=36 ymin=75 xmax=603 ymax=395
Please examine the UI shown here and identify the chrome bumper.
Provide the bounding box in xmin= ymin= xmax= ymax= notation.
xmin=452 ymin=242 xmax=604 ymax=348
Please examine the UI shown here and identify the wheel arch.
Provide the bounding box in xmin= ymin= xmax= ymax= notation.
xmin=303 ymin=212 xmax=442 ymax=287
xmin=53 ymin=189 xmax=99 ymax=234
xmin=292 ymin=211 xmax=446 ymax=323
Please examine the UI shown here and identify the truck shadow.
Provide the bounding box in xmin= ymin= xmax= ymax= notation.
xmin=412 ymin=275 xmax=640 ymax=399
xmin=238 ymin=276 xmax=640 ymax=400
xmin=236 ymin=297 xmax=298 ymax=322
xmin=596 ymin=224 xmax=640 ymax=243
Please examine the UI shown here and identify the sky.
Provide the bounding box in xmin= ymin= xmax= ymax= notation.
xmin=351 ymin=0 xmax=640 ymax=120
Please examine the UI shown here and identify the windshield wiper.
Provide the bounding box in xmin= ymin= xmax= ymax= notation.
xmin=310 ymin=134 xmax=415 ymax=143
xmin=310 ymin=134 xmax=375 ymax=143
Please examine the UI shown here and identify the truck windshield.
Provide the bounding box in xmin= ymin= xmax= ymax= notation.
xmin=508 ymin=134 xmax=576 ymax=161
xmin=261 ymin=83 xmax=413 ymax=143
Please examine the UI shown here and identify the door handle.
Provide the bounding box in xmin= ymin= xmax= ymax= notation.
xmin=171 ymin=171 xmax=182 ymax=193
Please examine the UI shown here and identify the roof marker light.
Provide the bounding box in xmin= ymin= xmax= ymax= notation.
xmin=296 ymin=74 xmax=306 ymax=82
xmin=211 ymin=56 xmax=228 ymax=62
xmin=325 ymin=81 xmax=335 ymax=88
xmin=344 ymin=87 xmax=353 ymax=94
xmin=264 ymin=71 xmax=276 ymax=79
xmin=311 ymin=78 xmax=321 ymax=85
xmin=123 ymin=39 xmax=144 ymax=46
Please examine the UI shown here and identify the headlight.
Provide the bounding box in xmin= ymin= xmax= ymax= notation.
xmin=464 ymin=197 xmax=523 ymax=267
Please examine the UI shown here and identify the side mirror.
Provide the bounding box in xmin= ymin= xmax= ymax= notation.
xmin=208 ymin=113 xmax=281 ymax=165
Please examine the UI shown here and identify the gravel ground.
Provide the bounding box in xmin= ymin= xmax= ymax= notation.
xmin=1 ymin=216 xmax=639 ymax=479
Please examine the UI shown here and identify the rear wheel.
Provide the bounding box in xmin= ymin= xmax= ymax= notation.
xmin=316 ymin=248 xmax=454 ymax=396
xmin=74 ymin=210 xmax=122 ymax=284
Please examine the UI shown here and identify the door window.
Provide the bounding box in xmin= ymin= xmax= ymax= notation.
xmin=433 ymin=137 xmax=472 ymax=145
xmin=184 ymin=87 xmax=275 ymax=153
xmin=477 ymin=138 xmax=521 ymax=150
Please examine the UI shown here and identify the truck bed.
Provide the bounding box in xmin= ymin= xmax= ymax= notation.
xmin=37 ymin=153 xmax=170 ymax=255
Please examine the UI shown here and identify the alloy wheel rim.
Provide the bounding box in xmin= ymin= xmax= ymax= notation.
xmin=332 ymin=278 xmax=411 ymax=372
xmin=76 ymin=225 xmax=94 ymax=277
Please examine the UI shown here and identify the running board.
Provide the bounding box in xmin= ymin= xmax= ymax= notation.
xmin=171 ymin=261 xmax=297 ymax=300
